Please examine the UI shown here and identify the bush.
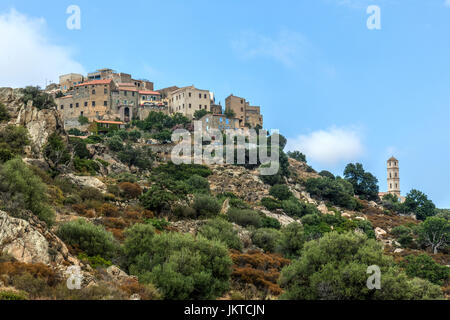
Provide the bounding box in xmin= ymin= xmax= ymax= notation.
xmin=185 ymin=174 xmax=210 ymax=193
xmin=269 ymin=184 xmax=293 ymax=201
xmin=0 ymin=158 xmax=55 ymax=225
xmin=145 ymin=218 xmax=170 ymax=231
xmin=305 ymin=177 xmax=357 ymax=210
xmin=140 ymin=185 xmax=176 ymax=213
xmin=261 ymin=197 xmax=283 ymax=211
xmin=0 ymin=103 xmax=10 ymax=122
xmin=99 ymin=203 xmax=120 ymax=217
xmin=287 ymin=151 xmax=306 ymax=163
xmin=0 ymin=290 xmax=27 ymax=300
xmin=391 ymin=225 xmax=414 ymax=248
xmin=282 ymin=199 xmax=319 ymax=218
xmin=261 ymin=215 xmax=282 ymax=229
xmin=117 ymin=145 xmax=153 ymax=170
xmin=78 ymin=115 xmax=89 ymax=125
xmin=0 ymin=125 xmax=30 ymax=162
xmin=21 ymin=86 xmax=56 ymax=110
xmin=152 ymin=162 xmax=212 ymax=180
xmin=73 ymin=158 xmax=100 ymax=175
xmin=192 ymin=194 xmax=221 ymax=218
xmin=279 ymin=232 xmax=443 ymax=300
xmin=251 ymin=228 xmax=282 ymax=252
xmin=79 ymin=187 xmax=104 ymax=201
xmin=123 ymin=224 xmax=232 ymax=300
xmin=119 ymin=182 xmax=142 ymax=199
xmin=276 ymin=223 xmax=306 ymax=259
xmin=57 ymin=219 xmax=117 ymax=259
xmin=69 ymin=137 xmax=91 ymax=159
xmin=43 ymin=133 xmax=71 ymax=173
xmin=78 ymin=253 xmax=112 ymax=269
xmin=198 ymin=218 xmax=243 ymax=250
xmin=227 ymin=208 xmax=263 ymax=228
xmin=173 ymin=205 xmax=197 ymax=219
xmin=319 ymin=170 xmax=335 ymax=179
xmin=106 ymin=136 xmax=124 ymax=152
xmin=401 ymin=254 xmax=450 ymax=286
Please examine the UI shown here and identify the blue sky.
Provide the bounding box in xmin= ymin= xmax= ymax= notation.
xmin=0 ymin=0 xmax=449 ymax=207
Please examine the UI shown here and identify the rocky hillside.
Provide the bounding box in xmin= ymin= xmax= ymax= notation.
xmin=0 ymin=87 xmax=448 ymax=301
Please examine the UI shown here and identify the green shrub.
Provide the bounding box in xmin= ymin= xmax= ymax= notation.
xmin=152 ymin=162 xmax=212 ymax=180
xmin=276 ymin=223 xmax=306 ymax=259
xmin=0 ymin=158 xmax=54 ymax=226
xmin=251 ymin=228 xmax=282 ymax=252
xmin=198 ymin=218 xmax=243 ymax=250
xmin=269 ymin=184 xmax=292 ymax=201
xmin=401 ymin=254 xmax=450 ymax=286
xmin=73 ymin=158 xmax=100 ymax=175
xmin=0 ymin=290 xmax=27 ymax=300
xmin=0 ymin=125 xmax=30 ymax=162
xmin=279 ymin=232 xmax=443 ymax=300
xmin=305 ymin=177 xmax=357 ymax=210
xmin=227 ymin=208 xmax=263 ymax=228
xmin=78 ymin=253 xmax=112 ymax=269
xmin=78 ymin=115 xmax=89 ymax=125
xmin=282 ymin=199 xmax=319 ymax=218
xmin=287 ymin=151 xmax=306 ymax=163
xmin=261 ymin=215 xmax=282 ymax=229
xmin=391 ymin=225 xmax=414 ymax=248
xmin=57 ymin=219 xmax=117 ymax=259
xmin=173 ymin=205 xmax=197 ymax=219
xmin=185 ymin=174 xmax=210 ymax=193
xmin=69 ymin=137 xmax=91 ymax=159
xmin=79 ymin=187 xmax=104 ymax=201
xmin=228 ymin=197 xmax=251 ymax=210
xmin=43 ymin=133 xmax=71 ymax=172
xmin=0 ymin=103 xmax=11 ymax=122
xmin=192 ymin=194 xmax=221 ymax=218
xmin=106 ymin=136 xmax=124 ymax=152
xmin=261 ymin=197 xmax=282 ymax=211
xmin=140 ymin=185 xmax=176 ymax=213
xmin=21 ymin=86 xmax=56 ymax=110
xmin=123 ymin=224 xmax=232 ymax=300
xmin=145 ymin=218 xmax=170 ymax=231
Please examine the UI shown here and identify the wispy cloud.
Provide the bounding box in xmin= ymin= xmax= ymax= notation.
xmin=0 ymin=9 xmax=85 ymax=88
xmin=445 ymin=0 xmax=450 ymax=7
xmin=286 ymin=126 xmax=364 ymax=166
xmin=231 ymin=29 xmax=313 ymax=68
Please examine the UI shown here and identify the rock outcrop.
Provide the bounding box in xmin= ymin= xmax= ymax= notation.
xmin=61 ymin=174 xmax=107 ymax=193
xmin=0 ymin=210 xmax=76 ymax=266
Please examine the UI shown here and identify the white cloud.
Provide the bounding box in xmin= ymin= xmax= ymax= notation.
xmin=445 ymin=0 xmax=450 ymax=7
xmin=0 ymin=9 xmax=85 ymax=88
xmin=231 ymin=29 xmax=313 ymax=68
xmin=286 ymin=127 xmax=364 ymax=166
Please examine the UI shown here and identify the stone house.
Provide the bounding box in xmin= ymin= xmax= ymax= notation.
xmin=168 ymin=86 xmax=212 ymax=119
xmin=225 ymin=94 xmax=263 ymax=128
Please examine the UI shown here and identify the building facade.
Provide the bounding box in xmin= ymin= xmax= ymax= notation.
xmin=200 ymin=114 xmax=240 ymax=133
xmin=225 ymin=94 xmax=263 ymax=128
xmin=168 ymin=86 xmax=212 ymax=118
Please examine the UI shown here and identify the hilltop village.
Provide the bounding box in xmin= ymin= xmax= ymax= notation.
xmin=49 ymin=68 xmax=263 ymax=133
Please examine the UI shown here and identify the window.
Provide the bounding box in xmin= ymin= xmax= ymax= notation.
xmin=204 ymin=105 xmax=207 ymax=109
xmin=80 ymin=111 xmax=84 ymax=116
xmin=199 ymin=93 xmax=202 ymax=98
xmin=199 ymin=105 xmax=202 ymax=109
xmin=240 ymin=100 xmax=243 ymax=104
xmin=189 ymin=92 xmax=192 ymax=97
xmin=92 ymin=101 xmax=96 ymax=107
xmin=189 ymin=104 xmax=192 ymax=108
xmin=104 ymin=101 xmax=108 ymax=106
xmin=84 ymin=102 xmax=88 ymax=107
xmin=104 ymin=88 xmax=108 ymax=94
xmin=204 ymin=94 xmax=207 ymax=99
xmin=395 ymin=184 xmax=398 ymax=188
xmin=390 ymin=184 xmax=392 ymax=189
xmin=142 ymin=96 xmax=146 ymax=100
xmin=70 ymin=104 xmax=73 ymax=108
xmin=124 ymin=91 xmax=127 ymax=96
xmin=92 ymin=89 xmax=96 ymax=95
xmin=75 ymin=103 xmax=79 ymax=108
xmin=132 ymin=92 xmax=135 ymax=97
xmin=60 ymin=105 xmax=64 ymax=110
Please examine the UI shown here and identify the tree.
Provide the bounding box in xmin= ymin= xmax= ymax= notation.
xmin=78 ymin=115 xmax=89 ymax=125
xmin=251 ymin=228 xmax=282 ymax=253
xmin=305 ymin=177 xmax=357 ymax=210
xmin=123 ymin=224 xmax=232 ymax=300
xmin=43 ymin=133 xmax=70 ymax=174
xmin=343 ymin=163 xmax=379 ymax=201
xmin=193 ymin=109 xmax=209 ymax=120
xmin=276 ymin=223 xmax=306 ymax=259
xmin=117 ymin=146 xmax=153 ymax=170
xmin=418 ymin=216 xmax=449 ymax=254
xmin=319 ymin=170 xmax=335 ymax=180
xmin=106 ymin=136 xmax=124 ymax=152
xmin=152 ymin=129 xmax=172 ymax=144
xmin=403 ymin=189 xmax=436 ymax=221
xmin=287 ymin=151 xmax=306 ymax=163
xmin=0 ymin=158 xmax=54 ymax=225
xmin=279 ymin=231 xmax=443 ymax=300
xmin=21 ymin=86 xmax=56 ymax=110
xmin=0 ymin=103 xmax=10 ymax=122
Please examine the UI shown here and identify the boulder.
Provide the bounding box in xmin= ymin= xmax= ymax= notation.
xmin=220 ymin=198 xmax=230 ymax=215
xmin=62 ymin=173 xmax=107 ymax=193
xmin=375 ymin=227 xmax=387 ymax=240
xmin=0 ymin=210 xmax=74 ymax=265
